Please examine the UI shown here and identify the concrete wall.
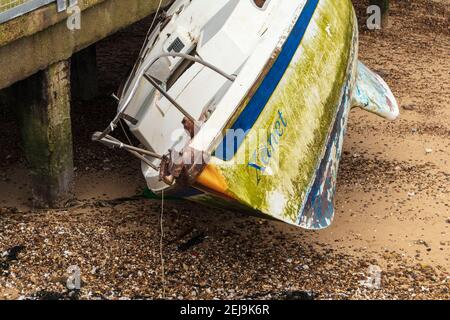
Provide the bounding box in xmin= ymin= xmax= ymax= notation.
xmin=0 ymin=0 xmax=169 ymax=90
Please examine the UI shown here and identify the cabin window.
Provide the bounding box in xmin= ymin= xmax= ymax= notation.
xmin=253 ymin=0 xmax=268 ymax=9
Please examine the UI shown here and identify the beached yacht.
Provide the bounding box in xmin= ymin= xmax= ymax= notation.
xmin=93 ymin=0 xmax=399 ymax=229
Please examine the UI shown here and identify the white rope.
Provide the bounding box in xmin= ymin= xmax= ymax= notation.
xmin=135 ymin=0 xmax=164 ymax=63
xmin=113 ymin=0 xmax=164 ymax=124
xmin=116 ymin=1 xmax=163 ymax=148
xmin=148 ymin=0 xmax=164 ymax=38
xmin=160 ymin=189 xmax=166 ymax=298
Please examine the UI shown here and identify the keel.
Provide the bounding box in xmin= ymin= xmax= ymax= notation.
xmin=352 ymin=61 xmax=399 ymax=121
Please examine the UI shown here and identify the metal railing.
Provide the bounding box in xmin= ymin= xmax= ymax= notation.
xmin=0 ymin=0 xmax=77 ymax=24
xmin=94 ymin=52 xmax=236 ymax=142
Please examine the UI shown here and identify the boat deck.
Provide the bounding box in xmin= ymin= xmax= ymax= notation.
xmin=0 ymin=0 xmax=167 ymax=207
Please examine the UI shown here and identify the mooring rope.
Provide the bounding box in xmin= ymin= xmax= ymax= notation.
xmin=149 ymin=0 xmax=164 ymax=36
xmin=160 ymin=189 xmax=166 ymax=298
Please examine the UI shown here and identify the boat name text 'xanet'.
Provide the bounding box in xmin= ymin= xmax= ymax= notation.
xmin=248 ymin=110 xmax=287 ymax=173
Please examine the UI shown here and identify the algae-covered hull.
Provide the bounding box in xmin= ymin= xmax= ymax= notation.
xmin=187 ymin=0 xmax=397 ymax=229
xmin=94 ymin=0 xmax=399 ymax=230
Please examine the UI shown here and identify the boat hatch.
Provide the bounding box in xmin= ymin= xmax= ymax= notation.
xmin=93 ymin=0 xmax=283 ymax=191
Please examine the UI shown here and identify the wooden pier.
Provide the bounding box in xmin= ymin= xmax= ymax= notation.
xmin=0 ymin=0 xmax=168 ymax=207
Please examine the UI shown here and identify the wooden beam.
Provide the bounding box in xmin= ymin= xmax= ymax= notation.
xmin=12 ymin=60 xmax=74 ymax=208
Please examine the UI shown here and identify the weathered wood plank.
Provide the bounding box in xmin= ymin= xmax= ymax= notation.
xmin=0 ymin=0 xmax=169 ymax=90
xmin=12 ymin=60 xmax=74 ymax=208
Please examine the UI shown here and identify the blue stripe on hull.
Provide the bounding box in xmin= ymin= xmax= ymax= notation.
xmin=215 ymin=0 xmax=320 ymax=161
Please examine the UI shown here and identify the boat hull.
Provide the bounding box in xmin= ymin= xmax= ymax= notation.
xmin=180 ymin=0 xmax=358 ymax=229
xmin=136 ymin=0 xmax=398 ymax=230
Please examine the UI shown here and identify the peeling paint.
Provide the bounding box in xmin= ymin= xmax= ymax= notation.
xmin=194 ymin=0 xmax=357 ymax=228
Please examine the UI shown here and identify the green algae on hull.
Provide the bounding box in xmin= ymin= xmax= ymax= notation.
xmin=208 ymin=0 xmax=356 ymax=224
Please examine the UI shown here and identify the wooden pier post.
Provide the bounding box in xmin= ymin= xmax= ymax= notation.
xmin=71 ymin=45 xmax=98 ymax=101
xmin=12 ymin=60 xmax=74 ymax=208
